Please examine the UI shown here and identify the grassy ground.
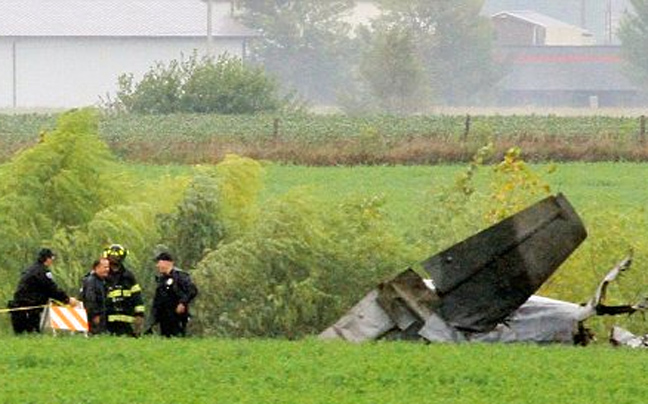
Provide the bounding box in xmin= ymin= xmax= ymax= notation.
xmin=259 ymin=162 xmax=648 ymax=232
xmin=128 ymin=161 xmax=643 ymax=236
xmin=0 ymin=336 xmax=647 ymax=404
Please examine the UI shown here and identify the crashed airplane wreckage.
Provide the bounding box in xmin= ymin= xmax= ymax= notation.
xmin=320 ymin=193 xmax=645 ymax=345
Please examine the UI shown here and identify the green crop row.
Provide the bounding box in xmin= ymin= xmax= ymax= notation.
xmin=84 ymin=113 xmax=648 ymax=142
xmin=0 ymin=112 xmax=646 ymax=164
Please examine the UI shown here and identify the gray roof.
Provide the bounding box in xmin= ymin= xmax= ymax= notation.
xmin=497 ymin=46 xmax=638 ymax=92
xmin=0 ymin=0 xmax=257 ymax=38
xmin=492 ymin=10 xmax=591 ymax=33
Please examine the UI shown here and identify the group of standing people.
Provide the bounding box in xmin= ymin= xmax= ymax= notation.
xmin=8 ymin=244 xmax=198 ymax=337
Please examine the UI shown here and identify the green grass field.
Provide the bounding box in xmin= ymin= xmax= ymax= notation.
xmin=128 ymin=160 xmax=648 ymax=216
xmin=0 ymin=336 xmax=647 ymax=404
xmin=259 ymin=162 xmax=648 ymax=232
xmin=123 ymin=161 xmax=648 ymax=246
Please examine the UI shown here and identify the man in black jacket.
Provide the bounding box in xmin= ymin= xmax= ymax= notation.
xmin=80 ymin=257 xmax=110 ymax=335
xmin=149 ymin=252 xmax=198 ymax=337
xmin=10 ymin=248 xmax=78 ymax=334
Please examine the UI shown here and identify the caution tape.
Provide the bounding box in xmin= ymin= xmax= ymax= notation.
xmin=0 ymin=299 xmax=73 ymax=314
xmin=0 ymin=304 xmax=48 ymax=314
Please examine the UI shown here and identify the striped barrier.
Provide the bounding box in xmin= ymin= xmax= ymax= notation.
xmin=41 ymin=303 xmax=89 ymax=334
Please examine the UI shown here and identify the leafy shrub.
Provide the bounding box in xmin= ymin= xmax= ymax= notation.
xmin=112 ymin=61 xmax=184 ymax=114
xmin=192 ymin=191 xmax=412 ymax=338
xmin=214 ymin=154 xmax=264 ymax=238
xmin=156 ymin=154 xmax=263 ymax=270
xmin=157 ymin=168 xmax=225 ymax=270
xmin=108 ymin=53 xmax=288 ymax=115
xmin=181 ymin=55 xmax=284 ymax=114
xmin=0 ymin=109 xmax=124 ymax=281
xmin=413 ymin=144 xmax=555 ymax=256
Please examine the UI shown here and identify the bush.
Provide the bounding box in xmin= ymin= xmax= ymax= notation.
xmin=0 ymin=109 xmax=123 ymax=276
xmin=192 ymin=191 xmax=413 ymax=338
xmin=157 ymin=169 xmax=225 ymax=270
xmin=108 ymin=53 xmax=289 ymax=115
xmin=0 ymin=108 xmax=138 ymax=302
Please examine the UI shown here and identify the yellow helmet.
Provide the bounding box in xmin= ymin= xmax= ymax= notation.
xmin=102 ymin=244 xmax=128 ymax=262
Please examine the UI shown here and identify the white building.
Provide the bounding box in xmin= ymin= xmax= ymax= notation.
xmin=0 ymin=0 xmax=257 ymax=109
xmin=492 ymin=10 xmax=596 ymax=46
xmin=343 ymin=1 xmax=382 ymax=28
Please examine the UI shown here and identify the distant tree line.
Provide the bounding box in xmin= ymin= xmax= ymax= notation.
xmin=619 ymin=0 xmax=648 ymax=92
xmin=108 ymin=0 xmax=495 ymax=115
xmin=107 ymin=0 xmax=648 ymax=115
xmin=239 ymin=0 xmax=496 ymax=113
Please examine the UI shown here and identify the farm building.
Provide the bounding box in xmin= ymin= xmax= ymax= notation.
xmin=492 ymin=10 xmax=595 ymax=46
xmin=495 ymin=46 xmax=641 ymax=107
xmin=0 ymin=0 xmax=257 ymax=109
xmin=483 ymin=0 xmax=633 ymax=45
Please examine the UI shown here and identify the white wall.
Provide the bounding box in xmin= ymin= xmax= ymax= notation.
xmin=0 ymin=36 xmax=245 ymax=108
xmin=546 ymin=27 xmax=596 ymax=46
xmin=0 ymin=41 xmax=15 ymax=107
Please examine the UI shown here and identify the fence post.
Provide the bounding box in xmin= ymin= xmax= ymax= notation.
xmin=462 ymin=114 xmax=471 ymax=142
xmin=273 ymin=117 xmax=280 ymax=138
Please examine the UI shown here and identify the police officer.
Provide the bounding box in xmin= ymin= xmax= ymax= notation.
xmin=148 ymin=252 xmax=198 ymax=337
xmin=79 ymin=257 xmax=110 ymax=335
xmin=9 ymin=248 xmax=78 ymax=334
xmin=103 ymin=244 xmax=145 ymax=336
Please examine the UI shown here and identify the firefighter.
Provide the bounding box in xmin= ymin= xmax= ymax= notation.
xmin=79 ymin=257 xmax=110 ymax=335
xmin=148 ymin=252 xmax=198 ymax=337
xmin=9 ymin=248 xmax=78 ymax=334
xmin=102 ymin=244 xmax=145 ymax=336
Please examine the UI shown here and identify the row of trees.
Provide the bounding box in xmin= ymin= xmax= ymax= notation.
xmin=240 ymin=0 xmax=648 ymax=112
xmin=110 ymin=1 xmax=496 ymax=114
xmin=619 ymin=0 xmax=648 ymax=89
xmin=238 ymin=0 xmax=496 ymax=112
xmin=109 ymin=0 xmax=648 ymax=115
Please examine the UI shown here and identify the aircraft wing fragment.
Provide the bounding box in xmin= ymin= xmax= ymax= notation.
xmin=420 ymin=193 xmax=586 ymax=332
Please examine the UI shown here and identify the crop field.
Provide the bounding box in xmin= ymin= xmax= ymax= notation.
xmin=2 ymin=112 xmax=648 ymax=164
xmin=0 ymin=336 xmax=647 ymax=404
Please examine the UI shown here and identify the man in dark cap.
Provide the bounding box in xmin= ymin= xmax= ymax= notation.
xmin=148 ymin=252 xmax=198 ymax=337
xmin=9 ymin=248 xmax=78 ymax=334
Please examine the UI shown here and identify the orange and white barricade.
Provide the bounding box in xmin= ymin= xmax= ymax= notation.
xmin=40 ymin=302 xmax=89 ymax=335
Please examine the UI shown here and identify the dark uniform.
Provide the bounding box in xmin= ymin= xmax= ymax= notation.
xmin=151 ymin=268 xmax=198 ymax=337
xmin=102 ymin=244 xmax=145 ymax=337
xmin=9 ymin=250 xmax=72 ymax=334
xmin=80 ymin=272 xmax=108 ymax=335
xmin=105 ymin=262 xmax=145 ymax=336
